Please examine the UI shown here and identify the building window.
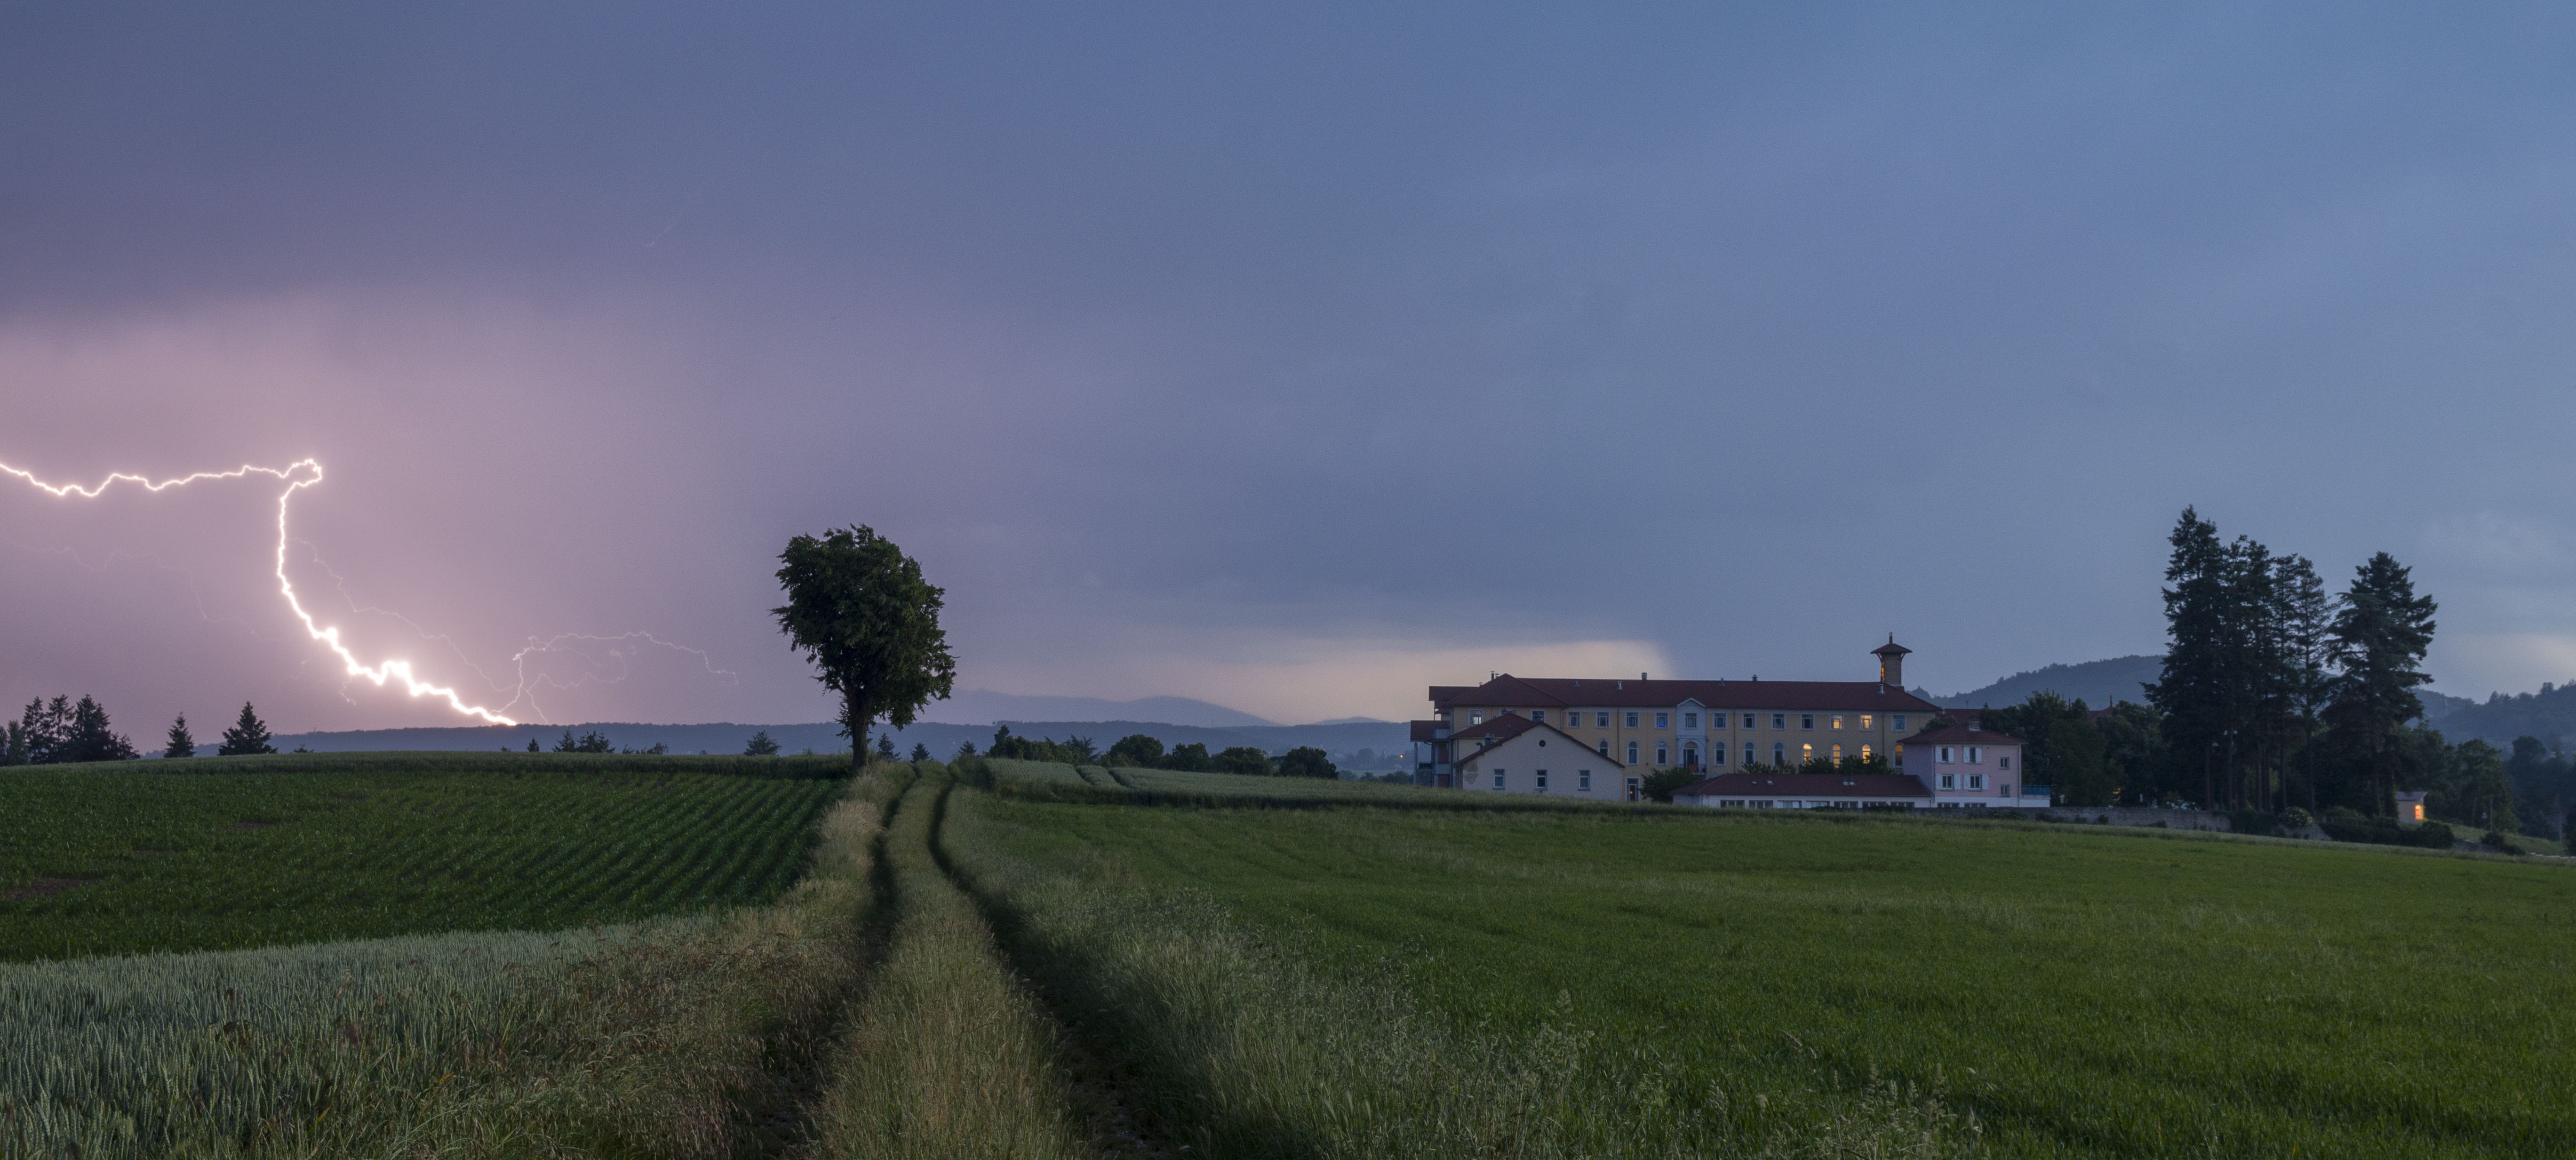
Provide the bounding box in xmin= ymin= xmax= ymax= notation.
xmin=1968 ymin=774 xmax=1985 ymax=791
xmin=1627 ymin=741 xmax=1639 ymax=763
xmin=1892 ymin=714 xmax=1907 ymax=731
xmin=1743 ymin=743 xmax=1756 ymax=767
xmin=1771 ymin=713 xmax=1786 ymax=729
xmin=1968 ymin=746 xmax=1982 ymax=764
xmin=2002 ymin=783 xmax=2013 ymax=798
xmin=1800 ymin=714 xmax=1815 ymax=730
xmin=1597 ymin=712 xmax=1611 ymax=727
xmin=1742 ymin=713 xmax=1756 ymax=728
xmin=1656 ymin=743 xmax=1669 ymax=765
xmin=1531 ymin=710 xmax=1545 ymax=723
xmin=1625 ymin=776 xmax=1641 ymax=800
xmin=1655 ymin=712 xmax=1669 ymax=728
xmin=1597 ymin=738 xmax=1609 ymax=755
xmin=1536 ymin=770 xmax=1548 ymax=791
xmin=1470 ymin=712 xmax=1483 ymax=725
xmin=1683 ymin=712 xmax=1698 ymax=729
xmin=1860 ymin=744 xmax=1873 ymax=761
xmin=1860 ymin=714 xmax=1874 ymax=730
xmin=1831 ymin=716 xmax=1843 ymax=730
xmin=1723 ymin=799 xmax=1746 ymax=808
xmin=1625 ymin=712 xmax=1640 ymax=728
xmin=1579 ymin=769 xmax=1591 ymax=791
xmin=1772 ymin=742 xmax=1785 ymax=764
xmin=1801 ymin=743 xmax=1814 ymax=764
xmin=1494 ymin=769 xmax=1506 ymax=790
xmin=1830 ymin=744 xmax=1842 ymax=762
xmin=1999 ymin=756 xmax=2012 ymax=770
xmin=1938 ymin=774 xmax=1955 ymax=790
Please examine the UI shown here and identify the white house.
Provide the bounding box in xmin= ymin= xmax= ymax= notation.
xmin=1446 ymin=713 xmax=1637 ymax=800
xmin=1897 ymin=722 xmax=2050 ymax=808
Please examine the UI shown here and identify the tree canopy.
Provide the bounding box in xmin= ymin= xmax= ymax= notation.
xmin=217 ymin=702 xmax=275 ymax=757
xmin=773 ymin=525 xmax=956 ymax=765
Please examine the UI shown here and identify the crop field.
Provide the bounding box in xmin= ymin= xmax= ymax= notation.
xmin=953 ymin=782 xmax=2576 ymax=1158
xmin=0 ymin=752 xmax=846 ymax=960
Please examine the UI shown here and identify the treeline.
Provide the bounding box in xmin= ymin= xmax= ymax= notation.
xmin=954 ymin=726 xmax=1339 ymax=778
xmin=1986 ymin=508 xmax=2563 ymax=838
xmin=0 ymin=698 xmax=282 ymax=764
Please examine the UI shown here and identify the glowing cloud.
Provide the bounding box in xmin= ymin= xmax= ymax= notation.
xmin=0 ymin=456 xmax=521 ymax=725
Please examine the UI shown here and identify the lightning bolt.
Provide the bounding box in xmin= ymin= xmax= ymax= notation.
xmin=0 ymin=457 xmax=522 ymax=725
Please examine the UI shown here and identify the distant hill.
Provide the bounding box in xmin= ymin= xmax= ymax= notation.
xmin=265 ymin=717 xmax=1413 ymax=769
xmin=2416 ymin=686 xmax=2576 ymax=749
xmin=1925 ymin=656 xmax=2162 ymax=710
xmin=924 ymin=690 xmax=1274 ymax=727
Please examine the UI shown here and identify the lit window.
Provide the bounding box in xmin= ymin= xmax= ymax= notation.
xmin=1939 ymin=774 xmax=1956 ymax=790
xmin=1892 ymin=715 xmax=1907 ymax=731
xmin=1625 ymin=712 xmax=1640 ymax=728
xmin=1860 ymin=744 xmax=1873 ymax=760
xmin=1579 ymin=769 xmax=1591 ymax=791
xmin=1771 ymin=713 xmax=1786 ymax=729
xmin=1831 ymin=744 xmax=1842 ymax=762
xmin=1801 ymin=714 xmax=1815 ymax=730
xmin=1536 ymin=770 xmax=1548 ymax=791
xmin=1860 ymin=714 xmax=1874 ymax=730
xmin=1627 ymin=741 xmax=1639 ymax=764
xmin=1493 ymin=769 xmax=1506 ymax=790
xmin=1655 ymin=712 xmax=1669 ymax=728
xmin=1683 ymin=712 xmax=1698 ymax=728
xmin=1801 ymin=743 xmax=1813 ymax=763
xmin=1831 ymin=716 xmax=1843 ymax=730
xmin=1968 ymin=774 xmax=1985 ymax=791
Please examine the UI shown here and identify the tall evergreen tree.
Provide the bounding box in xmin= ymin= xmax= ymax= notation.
xmin=0 ymin=720 xmax=24 ymax=766
xmin=164 ymin=712 xmax=196 ymax=759
xmin=2146 ymin=509 xmax=2233 ymax=808
xmin=2322 ymin=552 xmax=2437 ymax=816
xmin=217 ymin=701 xmax=276 ymax=756
xmin=58 ymin=696 xmax=138 ymax=762
xmin=19 ymin=696 xmax=72 ymax=765
xmin=2272 ymin=555 xmax=2337 ymax=810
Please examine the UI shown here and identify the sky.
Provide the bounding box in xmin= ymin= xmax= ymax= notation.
xmin=6 ymin=2 xmax=2576 ymax=731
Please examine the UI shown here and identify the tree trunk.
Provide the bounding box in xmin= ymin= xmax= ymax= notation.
xmin=847 ymin=689 xmax=871 ymax=768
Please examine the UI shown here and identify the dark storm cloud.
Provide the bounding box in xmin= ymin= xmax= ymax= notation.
xmin=5 ymin=2 xmax=2576 ymax=727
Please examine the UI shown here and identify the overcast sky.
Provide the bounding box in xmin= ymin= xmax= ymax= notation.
xmin=6 ymin=3 xmax=2576 ymax=730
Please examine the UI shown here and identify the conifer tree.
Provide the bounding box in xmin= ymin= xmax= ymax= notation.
xmin=910 ymin=742 xmax=930 ymax=761
xmin=743 ymin=730 xmax=781 ymax=756
xmin=217 ymin=701 xmax=276 ymax=756
xmin=59 ymin=696 xmax=138 ymax=762
xmin=165 ymin=713 xmax=196 ymax=759
xmin=2323 ymin=552 xmax=2437 ymax=816
xmin=19 ymin=696 xmax=72 ymax=765
xmin=2147 ymin=509 xmax=2232 ymax=807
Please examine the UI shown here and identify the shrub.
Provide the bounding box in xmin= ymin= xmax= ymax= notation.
xmin=2277 ymin=806 xmax=2314 ymax=830
xmin=1641 ymin=768 xmax=1702 ymax=803
xmin=2484 ymin=829 xmax=2517 ymax=851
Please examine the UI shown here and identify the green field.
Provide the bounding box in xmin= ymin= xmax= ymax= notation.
xmin=951 ymin=768 xmax=2576 ymax=1158
xmin=0 ymin=752 xmax=846 ymax=960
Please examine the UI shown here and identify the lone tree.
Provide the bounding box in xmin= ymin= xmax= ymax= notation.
xmin=744 ymin=730 xmax=781 ymax=756
xmin=165 ymin=713 xmax=196 ymax=759
xmin=217 ymin=702 xmax=275 ymax=756
xmin=772 ymin=525 xmax=956 ymax=766
xmin=2323 ymin=552 xmax=2437 ymax=816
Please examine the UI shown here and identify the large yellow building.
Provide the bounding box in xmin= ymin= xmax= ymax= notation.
xmin=1411 ymin=638 xmax=1943 ymax=790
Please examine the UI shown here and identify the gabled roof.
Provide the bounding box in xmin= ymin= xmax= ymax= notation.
xmin=1671 ymin=771 xmax=1930 ymax=799
xmin=1450 ymin=715 xmax=1626 ymax=768
xmin=1431 ymin=675 xmax=1939 ymax=714
xmin=1410 ymin=720 xmax=1444 ymax=742
xmin=1900 ymin=724 xmax=2024 ymax=747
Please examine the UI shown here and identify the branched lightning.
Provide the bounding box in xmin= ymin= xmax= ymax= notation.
xmin=0 ymin=457 xmax=523 ymax=725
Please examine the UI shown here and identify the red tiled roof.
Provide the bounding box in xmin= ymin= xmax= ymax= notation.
xmin=1430 ymin=676 xmax=1939 ymax=714
xmin=1671 ymin=771 xmax=1930 ymax=799
xmin=1446 ymin=713 xmax=1540 ymax=749
xmin=1899 ymin=724 xmax=2024 ymax=747
xmin=1451 ymin=716 xmax=1627 ymax=769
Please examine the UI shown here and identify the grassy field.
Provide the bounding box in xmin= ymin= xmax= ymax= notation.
xmin=0 ymin=760 xmax=897 ymax=1158
xmin=0 ymin=752 xmax=847 ymax=960
xmin=950 ymin=774 xmax=2576 ymax=1158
